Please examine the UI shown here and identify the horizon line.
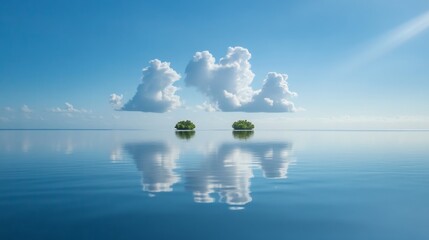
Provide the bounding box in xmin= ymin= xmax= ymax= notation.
xmin=1 ymin=128 xmax=429 ymax=132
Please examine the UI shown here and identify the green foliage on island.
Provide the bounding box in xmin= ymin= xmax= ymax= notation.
xmin=175 ymin=120 xmax=196 ymax=130
xmin=175 ymin=130 xmax=196 ymax=140
xmin=232 ymin=130 xmax=254 ymax=140
xmin=232 ymin=120 xmax=254 ymax=130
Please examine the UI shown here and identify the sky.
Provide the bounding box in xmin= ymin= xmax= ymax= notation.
xmin=1 ymin=0 xmax=429 ymax=129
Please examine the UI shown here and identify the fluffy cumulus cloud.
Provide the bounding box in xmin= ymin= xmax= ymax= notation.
xmin=196 ymin=101 xmax=219 ymax=112
xmin=185 ymin=46 xmax=298 ymax=112
xmin=241 ymin=72 xmax=297 ymax=112
xmin=121 ymin=59 xmax=181 ymax=113
xmin=109 ymin=93 xmax=123 ymax=110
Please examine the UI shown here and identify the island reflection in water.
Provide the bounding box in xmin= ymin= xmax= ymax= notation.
xmin=175 ymin=130 xmax=196 ymax=140
xmin=123 ymin=138 xmax=294 ymax=210
xmin=232 ymin=130 xmax=254 ymax=140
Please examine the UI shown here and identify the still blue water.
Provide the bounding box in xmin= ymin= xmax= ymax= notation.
xmin=0 ymin=130 xmax=428 ymax=240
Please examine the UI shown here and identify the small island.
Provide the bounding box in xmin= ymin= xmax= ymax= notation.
xmin=232 ymin=120 xmax=255 ymax=130
xmin=175 ymin=120 xmax=196 ymax=130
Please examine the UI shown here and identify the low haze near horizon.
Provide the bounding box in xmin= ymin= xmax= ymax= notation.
xmin=1 ymin=1 xmax=429 ymax=129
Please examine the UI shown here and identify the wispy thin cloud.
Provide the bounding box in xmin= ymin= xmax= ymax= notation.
xmin=345 ymin=10 xmax=429 ymax=71
xmin=0 ymin=116 xmax=9 ymax=122
xmin=50 ymin=102 xmax=89 ymax=114
xmin=21 ymin=105 xmax=32 ymax=113
xmin=49 ymin=102 xmax=92 ymax=119
xmin=4 ymin=107 xmax=14 ymax=112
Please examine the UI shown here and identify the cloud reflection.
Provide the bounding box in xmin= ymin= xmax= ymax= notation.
xmin=185 ymin=146 xmax=255 ymax=207
xmin=123 ymin=142 xmax=180 ymax=193
xmin=0 ymin=132 xmax=91 ymax=155
xmin=124 ymin=139 xmax=294 ymax=209
xmin=185 ymin=142 xmax=293 ymax=209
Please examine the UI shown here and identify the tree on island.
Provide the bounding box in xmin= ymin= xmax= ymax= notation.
xmin=232 ymin=120 xmax=254 ymax=130
xmin=175 ymin=120 xmax=196 ymax=130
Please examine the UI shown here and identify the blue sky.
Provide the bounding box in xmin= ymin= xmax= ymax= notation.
xmin=1 ymin=0 xmax=429 ymax=129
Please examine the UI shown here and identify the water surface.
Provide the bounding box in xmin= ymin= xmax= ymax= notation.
xmin=0 ymin=130 xmax=428 ymax=240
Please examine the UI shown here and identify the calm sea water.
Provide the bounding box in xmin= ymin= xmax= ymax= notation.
xmin=0 ymin=130 xmax=428 ymax=240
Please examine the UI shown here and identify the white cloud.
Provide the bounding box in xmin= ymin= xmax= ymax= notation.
xmin=21 ymin=105 xmax=32 ymax=113
xmin=4 ymin=107 xmax=13 ymax=112
xmin=374 ymin=10 xmax=429 ymax=58
xmin=0 ymin=116 xmax=9 ymax=122
xmin=241 ymin=72 xmax=297 ymax=112
xmin=264 ymin=98 xmax=274 ymax=106
xmin=196 ymin=101 xmax=219 ymax=112
xmin=109 ymin=93 xmax=123 ymax=110
xmin=185 ymin=47 xmax=298 ymax=112
xmin=122 ymin=59 xmax=181 ymax=113
xmin=185 ymin=47 xmax=254 ymax=111
xmin=345 ymin=10 xmax=429 ymax=71
xmin=50 ymin=102 xmax=89 ymax=114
